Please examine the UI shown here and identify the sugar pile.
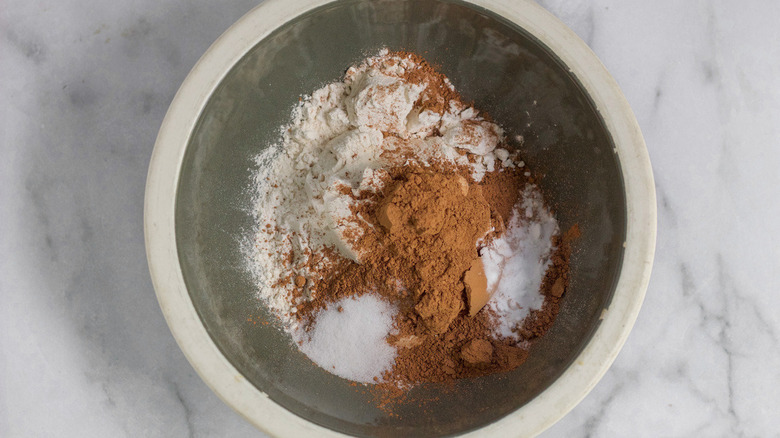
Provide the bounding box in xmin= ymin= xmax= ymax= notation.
xmin=296 ymin=294 xmax=397 ymax=383
xmin=482 ymin=186 xmax=559 ymax=340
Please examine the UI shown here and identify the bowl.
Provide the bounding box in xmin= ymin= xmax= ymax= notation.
xmin=144 ymin=0 xmax=656 ymax=436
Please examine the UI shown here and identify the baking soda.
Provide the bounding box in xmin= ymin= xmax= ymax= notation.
xmin=482 ymin=186 xmax=559 ymax=340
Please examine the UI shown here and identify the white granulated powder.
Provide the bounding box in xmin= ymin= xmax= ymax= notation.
xmin=295 ymin=294 xmax=397 ymax=383
xmin=482 ymin=186 xmax=559 ymax=340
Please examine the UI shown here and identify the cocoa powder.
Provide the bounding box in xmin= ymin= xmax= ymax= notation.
xmin=292 ymin=161 xmax=574 ymax=387
xmin=374 ymin=165 xmax=537 ymax=382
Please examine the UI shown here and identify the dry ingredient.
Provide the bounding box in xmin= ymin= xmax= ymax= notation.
xmin=297 ymin=294 xmax=397 ymax=382
xmin=246 ymin=50 xmax=574 ymax=391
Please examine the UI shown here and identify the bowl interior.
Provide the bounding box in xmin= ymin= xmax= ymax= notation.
xmin=175 ymin=0 xmax=626 ymax=436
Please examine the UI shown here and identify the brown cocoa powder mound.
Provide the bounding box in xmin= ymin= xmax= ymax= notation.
xmin=369 ymin=166 xmax=554 ymax=390
xmin=460 ymin=339 xmax=493 ymax=367
xmin=375 ymin=170 xmax=492 ymax=334
xmin=373 ymin=233 xmax=572 ymax=411
xmin=288 ymin=158 xmax=577 ymax=412
xmin=380 ymin=306 xmax=531 ymax=383
xmin=294 ymin=164 xmax=496 ymax=327
xmin=372 ymin=173 xmax=578 ymax=412
xmin=381 ymin=307 xmax=528 ymax=382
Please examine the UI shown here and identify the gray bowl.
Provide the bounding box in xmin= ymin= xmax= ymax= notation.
xmin=147 ymin=0 xmax=655 ymax=436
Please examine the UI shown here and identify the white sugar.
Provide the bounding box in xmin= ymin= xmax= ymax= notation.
xmin=482 ymin=186 xmax=559 ymax=340
xmin=294 ymin=294 xmax=398 ymax=383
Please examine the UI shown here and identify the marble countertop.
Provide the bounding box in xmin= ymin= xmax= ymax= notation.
xmin=2 ymin=0 xmax=778 ymax=436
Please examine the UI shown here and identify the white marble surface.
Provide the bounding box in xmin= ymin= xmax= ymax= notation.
xmin=2 ymin=0 xmax=779 ymax=436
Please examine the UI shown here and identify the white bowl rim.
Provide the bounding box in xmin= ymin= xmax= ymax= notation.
xmin=144 ymin=0 xmax=657 ymax=436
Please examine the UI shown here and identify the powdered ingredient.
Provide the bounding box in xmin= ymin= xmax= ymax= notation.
xmin=296 ymin=294 xmax=397 ymax=383
xmin=482 ymin=186 xmax=559 ymax=340
xmin=246 ymin=50 xmax=573 ymax=391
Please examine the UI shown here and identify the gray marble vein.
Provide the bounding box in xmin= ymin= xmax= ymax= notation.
xmin=537 ymin=1 xmax=780 ymax=437
xmin=2 ymin=0 xmax=779 ymax=437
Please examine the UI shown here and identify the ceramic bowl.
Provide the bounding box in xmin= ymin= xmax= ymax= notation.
xmin=145 ymin=0 xmax=656 ymax=436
